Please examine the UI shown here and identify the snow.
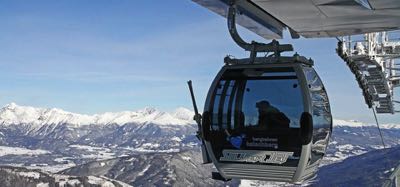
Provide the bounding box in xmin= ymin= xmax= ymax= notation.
xmin=336 ymin=144 xmax=366 ymax=155
xmin=0 ymin=146 xmax=50 ymax=157
xmin=87 ymin=176 xmax=116 ymax=187
xmin=69 ymin=144 xmax=111 ymax=152
xmin=36 ymin=183 xmax=49 ymax=187
xmin=54 ymin=157 xmax=73 ymax=162
xmin=0 ymin=103 xmax=195 ymax=128
xmin=171 ymin=136 xmax=182 ymax=142
xmin=137 ymin=165 xmax=151 ymax=177
xmin=181 ymin=156 xmax=191 ymax=161
xmin=65 ymin=179 xmax=81 ymax=186
xmin=123 ymin=146 xmax=180 ymax=153
xmin=69 ymin=144 xmax=115 ymax=160
xmin=87 ymin=176 xmax=103 ymax=184
xmin=18 ymin=171 xmax=40 ymax=179
xmin=98 ymin=176 xmax=132 ymax=187
xmin=2 ymin=103 xmax=398 ymax=131
xmin=333 ymin=119 xmax=400 ymax=129
xmin=26 ymin=157 xmax=77 ymax=173
xmin=337 ymin=144 xmax=357 ymax=151
xmin=29 ymin=163 xmax=77 ymax=173
xmin=323 ymin=144 xmax=369 ymax=164
xmin=172 ymin=107 xmax=195 ymax=121
xmin=126 ymin=157 xmax=136 ymax=162
xmin=141 ymin=143 xmax=160 ymax=149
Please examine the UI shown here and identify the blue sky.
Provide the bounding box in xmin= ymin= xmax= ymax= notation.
xmin=0 ymin=0 xmax=398 ymax=123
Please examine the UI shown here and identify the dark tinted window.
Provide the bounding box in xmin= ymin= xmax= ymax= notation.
xmin=241 ymin=79 xmax=303 ymax=129
xmin=211 ymin=68 xmax=304 ymax=131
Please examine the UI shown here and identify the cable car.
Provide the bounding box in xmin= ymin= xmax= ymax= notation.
xmin=187 ymin=5 xmax=332 ymax=183
xmin=199 ymin=54 xmax=332 ymax=183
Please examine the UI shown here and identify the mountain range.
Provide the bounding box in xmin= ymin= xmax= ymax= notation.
xmin=0 ymin=103 xmax=398 ymax=186
xmin=0 ymin=102 xmax=194 ymax=127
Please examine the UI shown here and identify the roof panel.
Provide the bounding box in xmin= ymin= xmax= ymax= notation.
xmin=192 ymin=0 xmax=400 ymax=39
xmin=192 ymin=0 xmax=285 ymax=39
xmin=252 ymin=0 xmax=400 ymax=38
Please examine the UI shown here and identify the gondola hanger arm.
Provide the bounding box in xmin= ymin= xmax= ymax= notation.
xmin=227 ymin=3 xmax=293 ymax=60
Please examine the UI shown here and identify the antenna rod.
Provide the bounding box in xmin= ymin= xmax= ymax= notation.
xmin=187 ymin=80 xmax=202 ymax=137
xmin=187 ymin=80 xmax=199 ymax=115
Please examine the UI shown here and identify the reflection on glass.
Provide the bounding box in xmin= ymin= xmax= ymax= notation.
xmin=255 ymin=100 xmax=290 ymax=130
xmin=242 ymin=79 xmax=302 ymax=129
xmin=211 ymin=68 xmax=304 ymax=132
xmin=303 ymin=66 xmax=332 ymax=164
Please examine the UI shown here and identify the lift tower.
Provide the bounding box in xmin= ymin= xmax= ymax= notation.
xmin=337 ymin=31 xmax=400 ymax=114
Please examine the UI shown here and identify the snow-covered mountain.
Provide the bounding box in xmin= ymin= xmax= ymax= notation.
xmin=0 ymin=103 xmax=398 ymax=186
xmin=2 ymin=102 xmax=398 ymax=130
xmin=0 ymin=103 xmax=194 ymax=127
xmin=0 ymin=103 xmax=197 ymax=153
xmin=333 ymin=118 xmax=400 ymax=130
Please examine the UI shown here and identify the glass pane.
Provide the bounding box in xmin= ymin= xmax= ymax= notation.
xmin=302 ymin=66 xmax=332 ymax=164
xmin=212 ymin=81 xmax=223 ymax=130
xmin=242 ymin=79 xmax=303 ymax=129
xmin=210 ymin=68 xmax=304 ymax=132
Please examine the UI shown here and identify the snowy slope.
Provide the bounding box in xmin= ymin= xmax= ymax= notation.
xmin=0 ymin=166 xmax=131 ymax=187
xmin=315 ymin=146 xmax=400 ymax=186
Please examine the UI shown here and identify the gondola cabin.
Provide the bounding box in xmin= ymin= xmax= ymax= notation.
xmin=200 ymin=55 xmax=332 ymax=183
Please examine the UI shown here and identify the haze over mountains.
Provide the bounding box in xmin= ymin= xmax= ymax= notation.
xmin=0 ymin=103 xmax=398 ymax=186
xmin=0 ymin=102 xmax=194 ymax=126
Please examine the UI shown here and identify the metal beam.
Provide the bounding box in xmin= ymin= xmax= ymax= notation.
xmin=192 ymin=0 xmax=286 ymax=39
